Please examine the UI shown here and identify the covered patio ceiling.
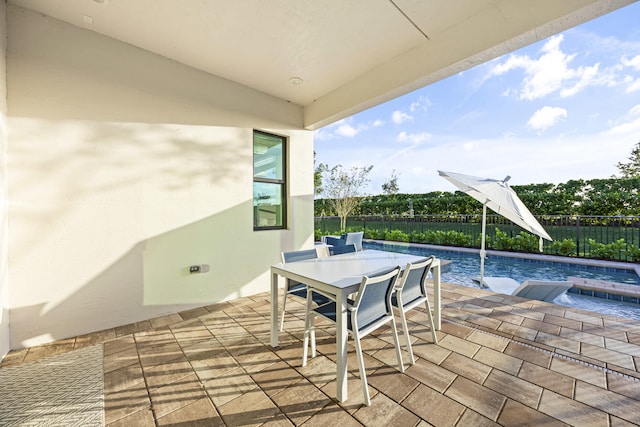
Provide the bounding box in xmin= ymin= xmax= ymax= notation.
xmin=9 ymin=0 xmax=636 ymax=129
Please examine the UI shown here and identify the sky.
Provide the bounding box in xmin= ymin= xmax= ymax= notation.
xmin=314 ymin=2 xmax=640 ymax=195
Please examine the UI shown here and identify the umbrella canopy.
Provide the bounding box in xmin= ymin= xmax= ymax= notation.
xmin=438 ymin=170 xmax=553 ymax=286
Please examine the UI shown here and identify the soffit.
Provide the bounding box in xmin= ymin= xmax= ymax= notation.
xmin=8 ymin=0 xmax=636 ymax=129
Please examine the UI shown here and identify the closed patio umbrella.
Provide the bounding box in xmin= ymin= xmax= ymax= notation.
xmin=438 ymin=170 xmax=553 ymax=287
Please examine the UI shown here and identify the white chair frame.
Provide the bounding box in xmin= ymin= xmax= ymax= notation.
xmin=302 ymin=266 xmax=404 ymax=406
xmin=393 ymin=256 xmax=438 ymax=365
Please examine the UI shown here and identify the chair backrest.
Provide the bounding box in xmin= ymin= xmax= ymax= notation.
xmin=330 ymin=243 xmax=357 ymax=256
xmin=396 ymin=257 xmax=435 ymax=307
xmin=352 ymin=266 xmax=401 ymax=332
xmin=344 ymin=232 xmax=364 ymax=251
xmin=281 ymin=248 xmax=318 ymax=263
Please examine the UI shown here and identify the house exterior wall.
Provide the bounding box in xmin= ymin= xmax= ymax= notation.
xmin=5 ymin=6 xmax=314 ymax=349
xmin=0 ymin=1 xmax=9 ymax=359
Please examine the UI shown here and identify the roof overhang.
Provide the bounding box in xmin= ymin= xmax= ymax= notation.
xmin=9 ymin=0 xmax=637 ymax=129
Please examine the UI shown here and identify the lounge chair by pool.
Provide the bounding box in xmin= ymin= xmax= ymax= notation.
xmin=473 ymin=277 xmax=574 ymax=302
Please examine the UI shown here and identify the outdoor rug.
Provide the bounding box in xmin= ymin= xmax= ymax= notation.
xmin=0 ymin=345 xmax=104 ymax=427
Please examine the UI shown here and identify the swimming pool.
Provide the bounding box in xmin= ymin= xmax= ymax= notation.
xmin=364 ymin=241 xmax=640 ymax=320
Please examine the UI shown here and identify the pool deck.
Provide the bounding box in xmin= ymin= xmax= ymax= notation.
xmin=2 ymin=284 xmax=640 ymax=426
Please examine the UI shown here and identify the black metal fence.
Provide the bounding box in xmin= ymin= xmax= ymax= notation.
xmin=314 ymin=215 xmax=640 ymax=262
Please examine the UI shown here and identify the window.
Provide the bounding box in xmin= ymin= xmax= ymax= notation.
xmin=253 ymin=130 xmax=286 ymax=229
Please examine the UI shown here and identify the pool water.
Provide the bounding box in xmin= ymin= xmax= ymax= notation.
xmin=364 ymin=241 xmax=640 ymax=321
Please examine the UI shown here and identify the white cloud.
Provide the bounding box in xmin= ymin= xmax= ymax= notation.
xmin=490 ymin=34 xmax=611 ymax=100
xmin=622 ymin=54 xmax=640 ymax=70
xmin=392 ymin=110 xmax=413 ymax=124
xmin=335 ymin=123 xmax=361 ymax=137
xmin=318 ymin=117 xmax=376 ymax=138
xmin=626 ymin=78 xmax=640 ymax=93
xmin=397 ymin=131 xmax=431 ymax=144
xmin=604 ymin=104 xmax=640 ymax=135
xmin=409 ymin=96 xmax=432 ymax=112
xmin=527 ymin=106 xmax=568 ymax=131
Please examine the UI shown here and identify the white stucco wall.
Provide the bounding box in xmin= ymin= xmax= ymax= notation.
xmin=6 ymin=6 xmax=314 ymax=349
xmin=0 ymin=1 xmax=9 ymax=359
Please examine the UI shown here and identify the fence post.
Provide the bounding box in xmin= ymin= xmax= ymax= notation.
xmin=576 ymin=216 xmax=580 ymax=257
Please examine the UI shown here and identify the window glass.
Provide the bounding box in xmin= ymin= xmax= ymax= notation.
xmin=253 ymin=132 xmax=283 ymax=180
xmin=253 ymin=131 xmax=286 ymax=229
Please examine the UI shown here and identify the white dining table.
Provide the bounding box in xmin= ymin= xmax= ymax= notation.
xmin=270 ymin=249 xmax=441 ymax=402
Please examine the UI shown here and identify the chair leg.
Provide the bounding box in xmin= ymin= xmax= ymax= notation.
xmin=280 ymin=283 xmax=289 ymax=332
xmin=390 ymin=316 xmax=405 ymax=373
xmin=302 ymin=292 xmax=316 ymax=367
xmin=353 ymin=334 xmax=370 ymax=406
xmin=424 ymin=296 xmax=438 ymax=344
xmin=398 ymin=308 xmax=415 ymax=365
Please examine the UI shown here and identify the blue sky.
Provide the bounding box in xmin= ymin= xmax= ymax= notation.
xmin=314 ymin=3 xmax=640 ymax=195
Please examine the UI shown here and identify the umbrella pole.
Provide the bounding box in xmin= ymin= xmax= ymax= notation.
xmin=479 ymin=203 xmax=487 ymax=288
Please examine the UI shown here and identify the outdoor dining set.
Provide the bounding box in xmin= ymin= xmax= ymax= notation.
xmin=269 ymin=234 xmax=442 ymax=405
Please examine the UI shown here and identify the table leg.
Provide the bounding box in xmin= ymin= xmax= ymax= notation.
xmin=270 ymin=270 xmax=279 ymax=347
xmin=335 ymin=290 xmax=348 ymax=402
xmin=433 ymin=261 xmax=441 ymax=330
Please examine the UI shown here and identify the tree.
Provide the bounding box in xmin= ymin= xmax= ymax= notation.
xmin=314 ymin=152 xmax=328 ymax=197
xmin=321 ymin=164 xmax=373 ymax=231
xmin=616 ymin=141 xmax=640 ymax=178
xmin=382 ymin=170 xmax=400 ymax=195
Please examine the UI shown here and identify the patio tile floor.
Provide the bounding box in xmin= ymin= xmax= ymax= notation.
xmin=2 ymin=281 xmax=640 ymax=426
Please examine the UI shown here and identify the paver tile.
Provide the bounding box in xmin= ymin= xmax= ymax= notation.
xmin=518 ymin=361 xmax=574 ymax=398
xmin=473 ymin=347 xmax=522 ymax=375
xmin=483 ymin=369 xmax=542 ymax=408
xmin=604 ymin=336 xmax=640 ymax=356
xmin=444 ymin=376 xmax=506 ymax=421
xmin=581 ymin=342 xmax=636 ymax=371
xmin=456 ymin=409 xmax=500 ymax=427
xmin=440 ymin=352 xmax=491 ymax=384
xmin=218 ymin=388 xmax=282 ymax=426
xmin=354 ymin=391 xmax=420 ymax=427
xmin=535 ymin=331 xmax=581 ymax=354
xmin=606 ymin=372 xmax=640 ymax=400
xmin=301 ymin=402 xmax=361 ymax=427
xmin=503 ymin=341 xmax=551 ymax=368
xmin=542 ymin=313 xmax=582 ymax=330
xmin=438 ymin=334 xmax=481 ymax=358
xmin=575 ymin=380 xmax=640 ymax=425
xmin=538 ymin=389 xmax=608 ymax=426
xmin=550 ymin=356 xmax=606 ymax=388
xmin=202 ymin=366 xmax=257 ymax=407
xmin=107 ymin=408 xmax=155 ymax=427
xmin=496 ymin=322 xmax=538 ymax=341
xmin=104 ymin=382 xmax=151 ymax=424
xmin=270 ymin=379 xmax=332 ymax=425
xmin=498 ymin=399 xmax=568 ymax=427
xmin=403 ymin=384 xmax=465 ymax=427
xmin=559 ymin=327 xmax=605 ymax=347
xmin=367 ymin=365 xmax=419 ymax=402
xmin=404 ymin=359 xmax=457 ymax=393
xmin=156 ymin=397 xmax=223 ymax=426
xmin=148 ymin=372 xmax=207 ymax=418
xmin=466 ymin=330 xmax=509 ymax=352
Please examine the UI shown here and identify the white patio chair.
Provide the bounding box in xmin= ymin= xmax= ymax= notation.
xmin=280 ymin=248 xmax=332 ymax=331
xmin=392 ymin=256 xmax=438 ymax=365
xmin=302 ymin=265 xmax=404 ymax=406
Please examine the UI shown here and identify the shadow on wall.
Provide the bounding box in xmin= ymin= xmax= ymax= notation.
xmin=9 ymin=195 xmax=311 ymax=348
